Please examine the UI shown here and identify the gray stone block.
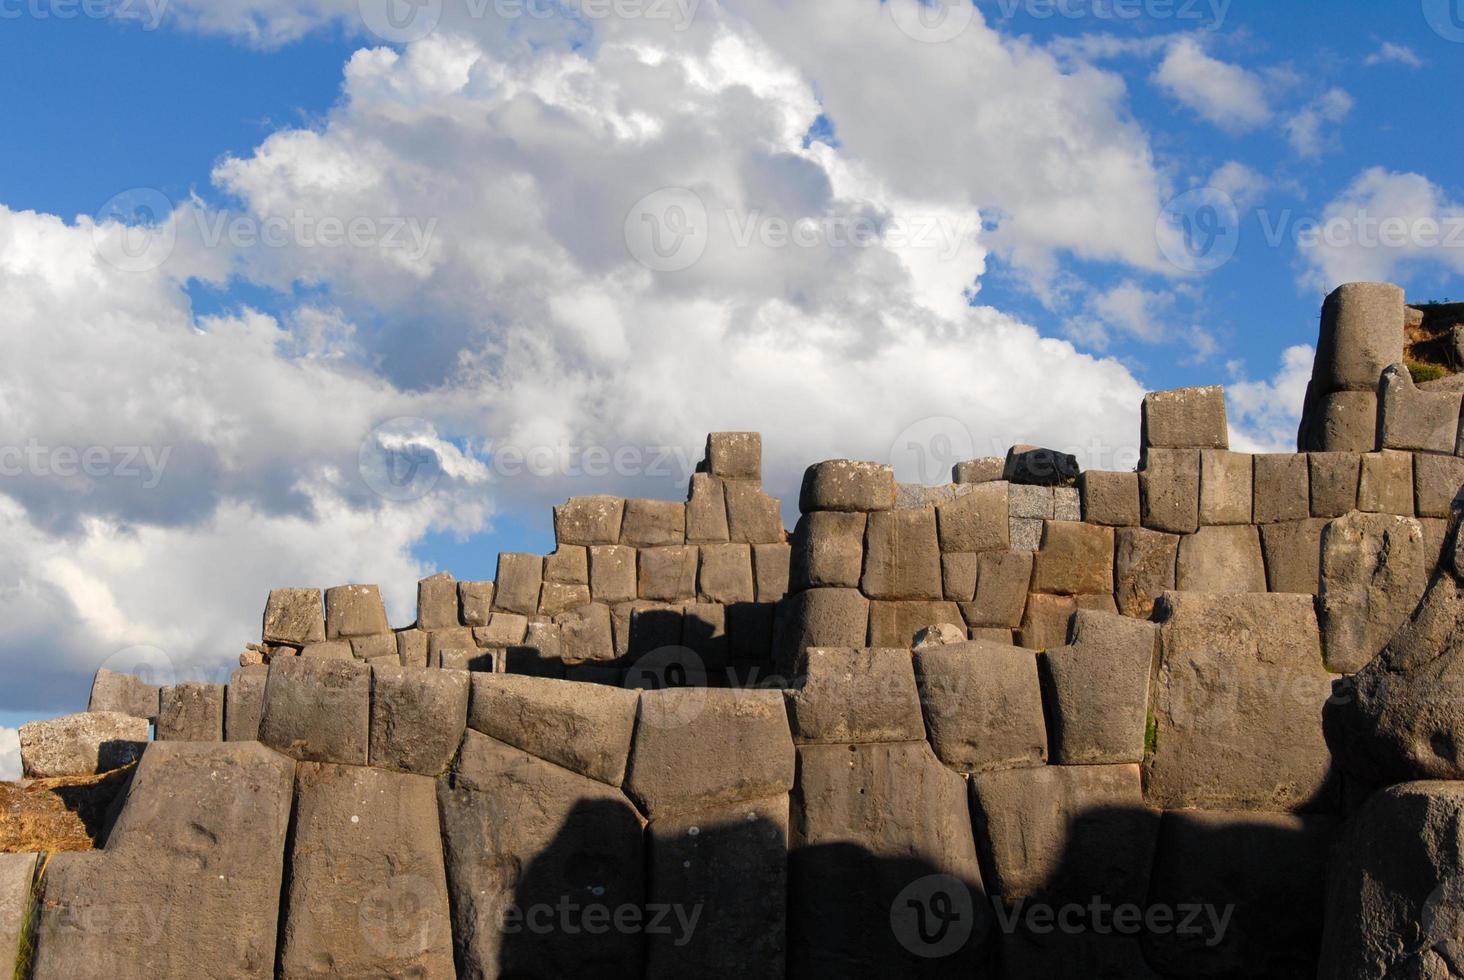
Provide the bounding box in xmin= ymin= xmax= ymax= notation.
xmin=612 ymin=600 xmax=684 ymax=662
xmin=953 ymin=457 xmax=1005 ymax=484
xmin=799 ymin=459 xmax=896 ymax=513
xmin=349 ymin=633 xmax=396 ymax=661
xmin=861 ymin=509 xmax=943 ymax=600
xmin=942 ymin=552 xmax=980 ymax=601
xmin=1311 ymin=389 xmax=1379 ymax=453
xmin=1253 ymin=453 xmax=1311 ymax=524
xmin=0 ymin=853 xmax=37 ymax=975
xmin=1309 ymin=452 xmax=1361 ymax=517
xmin=1053 ymin=486 xmax=1081 ymax=521
xmin=706 ymin=431 xmax=762 ymax=481
xmin=396 ymin=628 xmax=430 ymax=668
xmin=325 ymin=584 xmax=389 ymax=638
xmin=588 ymin=544 xmax=637 ymax=603
xmin=1031 ymin=521 xmax=1114 ymax=595
xmin=457 ymin=582 xmax=494 ymax=626
xmin=416 ymin=571 xmax=459 ymax=630
xmin=263 ymin=587 xmax=325 ymax=645
xmin=1358 ymin=450 xmax=1415 ymax=514
xmin=1198 ymin=449 xmax=1252 ymax=525
xmin=1009 ymin=516 xmax=1043 ymax=551
xmin=1140 ymin=448 xmax=1200 ymax=534
xmin=279 ymin=763 xmax=454 ymax=980
xmin=682 ymin=601 xmax=729 ymax=666
xmin=19 ymin=711 xmax=148 ymax=778
xmin=638 ymin=545 xmax=698 ymax=601
xmin=867 ymin=599 xmax=965 ymax=648
xmin=538 ymin=581 xmax=591 ymax=617
xmin=1319 ymin=512 xmax=1427 ymax=673
xmin=697 ymin=542 xmax=754 ymax=603
xmin=786 ymin=647 xmax=925 ymax=744
xmin=88 ymin=668 xmax=161 ymax=722
xmin=476 ymin=613 xmax=528 ymax=647
xmin=1008 ymin=483 xmax=1053 ymax=519
xmin=370 ymin=664 xmax=469 ymax=775
xmin=1041 ymin=611 xmax=1156 ymax=765
xmin=1176 ymin=524 xmax=1267 ymax=593
xmin=157 ymin=682 xmax=225 ymax=742
xmin=723 ymin=481 xmax=785 ymax=544
xmin=259 ymin=657 xmax=371 ymax=766
xmin=915 ymin=641 xmax=1047 ymax=772
xmin=1379 ymin=363 xmax=1462 ymax=453
xmin=301 ymin=639 xmax=353 ymax=659
xmin=225 ymin=665 xmax=269 ymax=742
xmin=685 ymin=473 xmax=730 ymax=543
xmin=774 ymin=588 xmax=869 ymax=672
xmin=964 ymin=551 xmax=1033 ymax=627
xmin=753 ymin=541 xmax=791 ymax=602
xmin=544 ymin=545 xmax=589 ymax=585
xmin=1078 ymin=470 xmax=1140 ymax=527
xmin=790 ymin=511 xmax=865 ymax=590
xmin=1413 ymin=451 xmax=1464 ymax=517
xmin=493 ymin=553 xmax=544 ymax=615
xmin=1142 ymin=386 xmax=1228 ymax=449
xmin=1259 ymin=519 xmax=1328 ymax=594
xmin=936 ymin=481 xmax=1010 ymax=552
xmin=621 ymin=499 xmax=687 ymax=547
xmin=1314 ymin=281 xmax=1406 ymax=391
xmin=468 ymin=673 xmax=637 ymax=785
xmin=554 ymin=602 xmax=615 ymax=663
xmin=554 ymin=495 xmax=625 ymax=545
xmin=1018 ymin=593 xmax=1077 ymax=651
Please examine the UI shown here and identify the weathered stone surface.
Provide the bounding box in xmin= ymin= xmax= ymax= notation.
xmin=625 ymin=688 xmax=794 ymax=817
xmin=753 ymin=541 xmax=790 ymax=602
xmin=544 ymin=545 xmax=588 ymax=585
xmin=477 ymin=613 xmax=529 ymax=647
xmin=437 ymin=732 xmax=644 ymax=980
xmin=1140 ymin=448 xmax=1200 ymax=534
xmin=32 ymin=741 xmax=295 ymax=980
xmin=941 ymin=552 xmax=980 ymax=601
xmin=1009 ymin=516 xmax=1043 ymax=552
xmin=638 ymin=545 xmax=698 ymax=601
xmin=861 ymin=509 xmax=942 ymax=600
xmin=953 ymin=457 xmax=1005 ymax=484
xmin=1198 ymin=449 xmax=1252 ymax=525
xmin=970 ymin=764 xmax=1154 ymax=904
xmin=682 ymin=602 xmax=729 ymax=665
xmin=1380 ymin=363 xmax=1462 ymax=453
xmin=19 ymin=711 xmax=148 ymax=778
xmin=225 ymin=665 xmax=269 ymax=742
xmin=1031 ymin=521 xmax=1114 ymax=595
xmin=416 ymin=571 xmax=458 ymax=630
xmin=263 ymin=587 xmax=325 ymax=645
xmin=1258 ymin=518 xmax=1327 ymax=594
xmin=915 ymin=641 xmax=1047 ymax=773
xmin=1078 ymin=470 xmax=1140 ymax=527
xmin=157 ymin=682 xmax=225 ymax=742
xmin=538 ymin=581 xmax=591 ymax=617
xmin=554 ymin=495 xmax=625 ymax=546
xmin=0 ymin=852 xmax=37 ymax=974
xmin=1414 ymin=450 xmax=1464 ymax=518
xmin=468 ymin=673 xmax=637 ymax=785
xmin=646 ymin=796 xmax=786 ymax=980
xmin=1143 ymin=386 xmax=1228 ymax=450
xmin=301 ymin=639 xmax=353 ymax=659
xmin=453 ymin=581 xmax=491 ymax=627
xmin=1253 ymin=453 xmax=1311 ymax=524
xmin=493 ymin=553 xmax=544 ymax=615
xmin=1176 ymin=524 xmax=1267 ymax=593
xmin=1041 ymin=611 xmax=1156 ymax=765
xmin=1147 ymin=592 xmax=1337 ymax=812
xmin=279 ymin=763 xmax=454 ymax=980
xmin=707 ymin=431 xmax=762 ymax=481
xmin=724 ymin=481 xmax=785 ymax=544
xmin=1009 ymin=483 xmax=1054 ymax=519
xmin=693 ymin=541 xmax=753 ymax=603
xmin=1018 ymin=593 xmax=1077 ymax=650
xmin=1314 ymin=281 xmax=1406 ymax=391
xmin=611 ymin=600 xmax=682 ymax=661
xmin=912 ymin=622 xmax=967 ymax=650
xmin=969 ymin=627 xmax=1015 ymax=644
xmin=685 ymin=472 xmax=730 ymax=543
xmin=555 ymin=601 xmax=616 ymax=663
xmin=324 ymin=584 xmax=390 ymax=638
xmin=1145 ymin=809 xmax=1335 ymax=980
xmin=1310 ymin=389 xmax=1380 ymax=453
xmin=867 ymin=600 xmax=964 ymax=648
xmin=1309 ymin=451 xmax=1362 ymax=517
xmin=790 ymin=510 xmax=866 ymax=592
xmin=349 ymin=633 xmax=395 ymax=661
xmin=88 ymin=668 xmax=161 ymax=722
xmin=1319 ymin=781 xmax=1464 ymax=980
xmin=369 ymin=664 xmax=469 ymax=775
xmin=259 ymin=657 xmax=371 ymax=766
xmin=588 ymin=544 xmax=636 ymax=603
xmin=1319 ymin=512 xmax=1428 ymax=674
xmin=963 ymin=550 xmax=1032 ymax=628
xmin=1358 ymin=449 xmax=1415 ymax=514
xmin=799 ymin=459 xmax=896 ymax=513
xmin=1053 ymin=486 xmax=1081 ymax=522
xmin=789 ymin=740 xmax=987 ymax=977
xmin=786 ymin=647 xmax=925 ymax=744
xmin=1004 ymin=446 xmax=1080 ymax=486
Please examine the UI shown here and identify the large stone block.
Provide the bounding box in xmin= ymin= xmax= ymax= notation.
xmin=416 ymin=571 xmax=459 ymax=630
xmin=263 ymin=587 xmax=325 ymax=646
xmin=638 ymin=545 xmax=698 ymax=601
xmin=1414 ymin=450 xmax=1464 ymax=517
xmin=799 ymin=459 xmax=896 ymax=513
xmin=1019 ymin=593 xmax=1102 ymax=651
xmin=753 ymin=541 xmax=791 ymax=602
xmin=1054 ymin=486 xmax=1081 ymax=521
xmin=935 ymin=481 xmax=1010 ymax=552
xmin=789 ymin=741 xmax=988 ymax=976
xmin=88 ymin=668 xmax=160 ymax=722
xmin=696 ymin=541 xmax=754 ymax=603
xmin=1380 ymin=363 xmax=1462 ymax=453
xmin=1031 ymin=521 xmax=1114 ymax=595
xmin=724 ymin=481 xmax=785 ymax=544
xmin=554 ymin=495 xmax=626 ymax=545
xmin=469 ymin=673 xmax=637 ymax=785
xmin=1147 ymin=592 xmax=1337 ymax=811
xmin=1358 ymin=449 xmax=1415 ymax=514
xmin=493 ymin=553 xmax=544 ymax=615
xmin=622 ymin=499 xmax=687 ymax=547
xmin=0 ymin=853 xmax=37 ymax=975
xmin=1140 ymin=448 xmax=1200 ymax=534
xmin=1258 ymin=518 xmax=1327 ymax=594
xmin=156 ymin=683 xmax=224 ymax=742
xmin=1313 ymin=282 xmax=1406 ymax=391
xmin=1198 ymin=449 xmax=1252 ymax=525
xmin=544 ymin=545 xmax=589 ymax=585
xmin=682 ymin=602 xmax=729 ymax=666
xmin=786 ymin=647 xmax=925 ymax=744
xmin=646 ymin=797 xmax=786 ymax=980
xmin=790 ymin=511 xmax=866 ymax=591
xmin=861 ymin=509 xmax=943 ymax=600
xmin=706 ymin=431 xmax=762 ymax=480
xmin=437 ymin=732 xmax=644 ymax=980
xmin=1115 ymin=527 xmax=1178 ymax=619
xmin=1144 ymin=809 xmax=1335 ymax=980
xmin=19 ymin=711 xmax=148 ymax=778
xmin=279 ymin=763 xmax=454 ymax=979
xmin=1252 ymin=453 xmax=1310 ymax=524
xmin=867 ymin=599 xmax=964 ymax=649
xmin=396 ymin=628 xmax=429 ymax=668
xmin=1142 ymin=386 xmax=1228 ymax=449
xmin=225 ymin=665 xmax=269 ymax=742
xmin=612 ymin=600 xmax=683 ymax=662
xmin=324 ymin=584 xmax=389 ymax=638
xmin=970 ymin=764 xmax=1154 ymax=904
xmin=1309 ymin=451 xmax=1362 ymax=517
xmin=538 ymin=580 xmax=591 ymax=616
xmin=1176 ymin=524 xmax=1266 ymax=593
xmin=685 ymin=472 xmax=730 ymax=543
xmin=915 ymin=641 xmax=1047 ymax=773
xmin=31 ymin=742 xmax=295 ymax=980
xmin=1040 ymin=611 xmax=1156 ymax=765
xmin=774 ymin=588 xmax=869 ymax=671
xmin=1078 ymin=470 xmax=1140 ymax=527
xmin=456 ymin=582 xmax=494 ymax=626
xmin=588 ymin=544 xmax=637 ymax=603
xmin=625 ymin=688 xmax=795 ymax=818
xmin=259 ymin=657 xmax=371 ymax=766
xmin=953 ymin=457 xmax=1006 ymax=484
xmin=963 ymin=551 xmax=1033 ymax=628
xmin=1319 ymin=512 xmax=1428 ymax=673
xmin=941 ymin=552 xmax=979 ymax=601
xmin=1309 ymin=389 xmax=1379 ymax=453
xmin=1009 ymin=483 xmax=1054 ymax=520
xmin=370 ymin=664 xmax=469 ymax=776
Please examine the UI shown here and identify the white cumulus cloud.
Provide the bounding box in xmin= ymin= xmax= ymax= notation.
xmin=1153 ymin=37 xmax=1272 ymax=133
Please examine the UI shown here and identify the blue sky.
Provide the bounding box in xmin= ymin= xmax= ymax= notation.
xmin=1 ymin=0 xmax=1462 ymax=756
